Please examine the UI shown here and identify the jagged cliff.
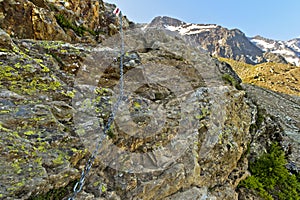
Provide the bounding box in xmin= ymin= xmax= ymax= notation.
xmin=0 ymin=1 xmax=299 ymax=200
xmin=0 ymin=0 xmax=130 ymax=43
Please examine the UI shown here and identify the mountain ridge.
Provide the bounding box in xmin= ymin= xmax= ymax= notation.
xmin=149 ymin=16 xmax=300 ymax=66
xmin=250 ymin=35 xmax=300 ymax=66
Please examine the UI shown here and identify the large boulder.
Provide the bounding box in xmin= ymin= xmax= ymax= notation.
xmin=0 ymin=25 xmax=253 ymax=199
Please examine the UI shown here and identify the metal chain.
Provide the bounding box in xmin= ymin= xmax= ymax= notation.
xmin=68 ymin=12 xmax=124 ymax=200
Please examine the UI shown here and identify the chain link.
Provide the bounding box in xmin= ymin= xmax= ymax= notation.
xmin=68 ymin=12 xmax=124 ymax=200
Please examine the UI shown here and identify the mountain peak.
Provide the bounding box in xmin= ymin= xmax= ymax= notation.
xmin=149 ymin=16 xmax=185 ymax=27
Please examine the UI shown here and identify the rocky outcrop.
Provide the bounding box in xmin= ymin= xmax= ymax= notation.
xmin=0 ymin=0 xmax=130 ymax=43
xmin=149 ymin=16 xmax=185 ymax=28
xmin=0 ymin=21 xmax=255 ymax=199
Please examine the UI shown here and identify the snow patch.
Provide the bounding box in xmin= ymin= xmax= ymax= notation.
xmin=251 ymin=37 xmax=300 ymax=66
xmin=141 ymin=24 xmax=148 ymax=31
xmin=251 ymin=38 xmax=275 ymax=50
xmin=246 ymin=55 xmax=258 ymax=63
xmin=286 ymin=40 xmax=300 ymax=53
xmin=285 ymin=56 xmax=300 ymax=66
xmin=272 ymin=49 xmax=296 ymax=56
xmin=218 ymin=39 xmax=224 ymax=45
xmin=165 ymin=24 xmax=218 ymax=35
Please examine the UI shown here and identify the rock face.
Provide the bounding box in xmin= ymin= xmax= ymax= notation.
xmin=0 ymin=0 xmax=130 ymax=43
xmin=0 ymin=19 xmax=254 ymax=200
xmin=148 ymin=16 xmax=290 ymax=65
xmin=0 ymin=2 xmax=299 ymax=200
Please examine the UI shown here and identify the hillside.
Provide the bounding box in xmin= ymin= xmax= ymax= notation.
xmin=218 ymin=58 xmax=300 ymax=96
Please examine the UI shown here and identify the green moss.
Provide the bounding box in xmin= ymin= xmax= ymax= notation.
xmin=52 ymin=151 xmax=70 ymax=166
xmin=222 ymin=74 xmax=242 ymax=90
xmin=9 ymin=149 xmax=19 ymax=154
xmin=11 ymin=160 xmax=22 ymax=174
xmin=242 ymin=176 xmax=273 ymax=199
xmin=36 ymin=142 xmax=47 ymax=152
xmin=195 ymin=108 xmax=210 ymax=120
xmin=239 ymin=143 xmax=300 ymax=200
xmin=60 ymin=49 xmax=68 ymax=53
xmin=24 ymin=130 xmax=35 ymax=136
xmin=0 ymin=48 xmax=9 ymax=52
xmin=71 ymin=148 xmax=81 ymax=153
xmin=12 ymin=76 xmax=62 ymax=94
xmin=94 ymin=87 xmax=109 ymax=95
xmin=34 ymin=157 xmax=42 ymax=165
xmin=0 ymin=65 xmax=17 ymax=78
xmin=93 ymin=181 xmax=101 ymax=187
xmin=133 ymin=101 xmax=141 ymax=110
xmin=12 ymin=131 xmax=20 ymax=137
xmin=61 ymin=90 xmax=76 ymax=98
xmin=37 ymin=145 xmax=46 ymax=152
xmin=33 ymin=58 xmax=43 ymax=63
xmin=1 ymin=56 xmax=62 ymax=95
xmin=0 ymin=109 xmax=10 ymax=114
xmin=28 ymin=180 xmax=77 ymax=200
xmin=256 ymin=108 xmax=265 ymax=127
xmin=38 ymin=41 xmax=64 ymax=50
xmin=14 ymin=181 xmax=25 ymax=187
xmin=55 ymin=14 xmax=101 ymax=36
xmin=106 ymin=124 xmax=115 ymax=139
xmin=0 ymin=123 xmax=11 ymax=132
xmin=40 ymin=64 xmax=50 ymax=72
xmin=55 ymin=14 xmax=88 ymax=37
xmin=101 ymin=185 xmax=107 ymax=193
xmin=7 ymin=178 xmax=26 ymax=194
xmin=52 ymin=154 xmax=64 ymax=165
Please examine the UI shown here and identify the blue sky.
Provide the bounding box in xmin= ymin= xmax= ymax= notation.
xmin=105 ymin=0 xmax=300 ymax=41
